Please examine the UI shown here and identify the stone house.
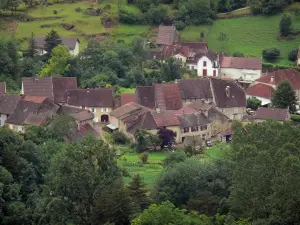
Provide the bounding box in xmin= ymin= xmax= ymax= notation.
xmin=34 ymin=36 xmax=80 ymax=56
xmin=66 ymin=88 xmax=114 ymax=123
xmin=22 ymin=76 xmax=78 ymax=104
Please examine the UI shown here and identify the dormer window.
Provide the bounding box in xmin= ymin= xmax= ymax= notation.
xmin=203 ymin=61 xmax=207 ymax=67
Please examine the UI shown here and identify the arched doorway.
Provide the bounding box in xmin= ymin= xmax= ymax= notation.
xmin=101 ymin=115 xmax=109 ymax=123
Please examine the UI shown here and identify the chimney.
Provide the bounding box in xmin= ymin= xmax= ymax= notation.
xmin=270 ymin=76 xmax=274 ymax=83
xmin=225 ymin=86 xmax=230 ymax=98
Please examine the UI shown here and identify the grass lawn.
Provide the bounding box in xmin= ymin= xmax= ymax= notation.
xmin=204 ymin=142 xmax=230 ymax=160
xmin=180 ymin=25 xmax=210 ymax=42
xmin=119 ymin=87 xmax=136 ymax=94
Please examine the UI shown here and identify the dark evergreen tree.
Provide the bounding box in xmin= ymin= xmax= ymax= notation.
xmin=272 ymin=80 xmax=297 ymax=113
xmin=280 ymin=13 xmax=292 ymax=37
xmin=27 ymin=32 xmax=37 ymax=58
xmin=44 ymin=30 xmax=61 ymax=59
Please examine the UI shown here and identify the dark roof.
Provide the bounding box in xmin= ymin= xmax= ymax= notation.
xmin=57 ymin=105 xmax=85 ymax=114
xmin=220 ymin=56 xmax=262 ymax=70
xmin=136 ymin=86 xmax=155 ymax=109
xmin=151 ymin=110 xmax=180 ymax=127
xmin=254 ymin=107 xmax=290 ymax=121
xmin=0 ymin=82 xmax=6 ymax=95
xmin=22 ymin=77 xmax=77 ymax=103
xmin=23 ymin=114 xmax=47 ymax=125
xmin=154 ymin=83 xmax=182 ymax=110
xmin=0 ymin=94 xmax=23 ymax=115
xmin=179 ymin=79 xmax=213 ymax=100
xmin=178 ymin=112 xmax=212 ymax=128
xmin=121 ymin=93 xmax=136 ymax=106
xmin=65 ymin=124 xmax=98 ymax=141
xmin=189 ymin=100 xmax=215 ymax=111
xmin=181 ymin=42 xmax=208 ymax=51
xmin=256 ymin=69 xmax=300 ymax=89
xmin=211 ymin=78 xmax=246 ymax=108
xmin=66 ymin=88 xmax=114 ymax=108
xmin=34 ymin=36 xmax=79 ymax=50
xmin=156 ymin=26 xmax=180 ymax=46
xmin=110 ymin=102 xmax=150 ymax=119
xmin=247 ymin=83 xmax=275 ymax=99
xmin=6 ymin=97 xmax=59 ymax=125
xmin=72 ymin=110 xmax=94 ymax=122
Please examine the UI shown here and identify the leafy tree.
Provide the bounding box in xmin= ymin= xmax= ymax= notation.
xmin=157 ymin=127 xmax=176 ymax=148
xmin=47 ymin=114 xmax=76 ymax=141
xmin=27 ymin=32 xmax=37 ymax=58
xmin=20 ymin=57 xmax=44 ymax=77
xmin=246 ymin=97 xmax=261 ymax=110
xmin=44 ymin=29 xmax=62 ymax=59
xmin=148 ymin=133 xmax=161 ymax=150
xmin=111 ymin=131 xmax=129 ymax=144
xmin=140 ymin=151 xmax=149 ymax=164
xmin=248 ymin=0 xmax=291 ymax=14
xmin=262 ymin=48 xmax=280 ymax=60
xmin=131 ymin=201 xmax=213 ymax=225
xmin=0 ymin=38 xmax=20 ymax=78
xmin=135 ymin=129 xmax=151 ymax=153
xmin=288 ymin=48 xmax=298 ymax=62
xmin=144 ymin=4 xmax=167 ymax=25
xmin=280 ymin=13 xmax=292 ymax=37
xmin=232 ymin=52 xmax=244 ymax=57
xmin=272 ymin=80 xmax=297 ymax=112
xmin=162 ymin=57 xmax=181 ymax=82
xmin=163 ymin=151 xmax=187 ymax=167
xmin=127 ymin=174 xmax=150 ymax=217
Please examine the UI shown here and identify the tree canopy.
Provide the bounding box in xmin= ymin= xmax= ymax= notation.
xmin=272 ymin=80 xmax=297 ymax=112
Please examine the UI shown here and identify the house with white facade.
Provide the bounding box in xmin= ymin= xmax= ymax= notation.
xmin=34 ymin=36 xmax=80 ymax=56
xmin=219 ymin=56 xmax=262 ymax=87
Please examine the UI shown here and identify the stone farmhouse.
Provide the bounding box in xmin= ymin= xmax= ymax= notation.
xmin=34 ymin=36 xmax=80 ymax=56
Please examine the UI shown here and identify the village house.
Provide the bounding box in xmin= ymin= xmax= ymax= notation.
xmin=219 ymin=56 xmax=262 ymax=87
xmin=156 ymin=25 xmax=180 ymax=46
xmin=0 ymin=94 xmax=22 ymax=127
xmin=34 ymin=36 xmax=80 ymax=56
xmin=252 ymin=69 xmax=300 ymax=100
xmin=0 ymin=82 xmax=6 ymax=95
xmin=246 ymin=83 xmax=275 ymax=106
xmin=66 ymin=88 xmax=114 ymax=123
xmin=253 ymin=107 xmax=290 ymax=123
xmin=5 ymin=96 xmax=60 ymax=133
xmin=22 ymin=76 xmax=78 ymax=104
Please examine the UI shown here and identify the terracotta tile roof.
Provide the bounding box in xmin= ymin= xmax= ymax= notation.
xmin=22 ymin=77 xmax=77 ymax=103
xmin=136 ymin=86 xmax=155 ymax=109
xmin=0 ymin=82 xmax=6 ymax=95
xmin=211 ymin=78 xmax=246 ymax=108
xmin=34 ymin=36 xmax=79 ymax=50
xmin=0 ymin=94 xmax=23 ymax=115
xmin=179 ymin=79 xmax=213 ymax=100
xmin=66 ymin=88 xmax=114 ymax=108
xmin=71 ymin=110 xmax=94 ymax=122
xmin=220 ymin=56 xmax=262 ymax=70
xmin=110 ymin=102 xmax=150 ymax=119
xmin=24 ymin=114 xmax=47 ymax=125
xmin=256 ymin=69 xmax=300 ymax=89
xmin=6 ymin=98 xmax=59 ymax=125
xmin=151 ymin=110 xmax=181 ymax=127
xmin=174 ymin=105 xmax=198 ymax=115
xmin=121 ymin=93 xmax=136 ymax=106
xmin=156 ymin=26 xmax=180 ymax=46
xmin=154 ymin=83 xmax=182 ymax=110
xmin=254 ymin=107 xmax=290 ymax=121
xmin=178 ymin=112 xmax=212 ymax=128
xmin=57 ymin=105 xmax=85 ymax=114
xmin=247 ymin=83 xmax=275 ymax=99
xmin=23 ymin=96 xmax=46 ymax=103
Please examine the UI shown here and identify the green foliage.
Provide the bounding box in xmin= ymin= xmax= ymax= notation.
xmin=175 ymin=21 xmax=186 ymax=31
xmin=162 ymin=57 xmax=181 ymax=82
xmin=111 ymin=131 xmax=129 ymax=144
xmin=40 ymin=45 xmax=71 ymax=77
xmin=262 ymin=48 xmax=280 ymax=60
xmin=280 ymin=13 xmax=292 ymax=36
xmin=27 ymin=32 xmax=37 ymax=58
xmin=119 ymin=9 xmax=142 ymax=24
xmin=163 ymin=150 xmax=187 ymax=167
xmin=44 ymin=29 xmax=62 ymax=59
xmin=140 ymin=152 xmax=149 ymax=164
xmin=288 ymin=48 xmax=298 ymax=61
xmin=131 ymin=201 xmax=213 ymax=225
xmin=230 ymin=121 xmax=300 ymax=224
xmin=144 ymin=4 xmax=167 ymax=25
xmin=291 ymin=114 xmax=300 ymax=122
xmin=248 ymin=0 xmax=292 ymax=14
xmin=135 ymin=130 xmax=151 ymax=153
xmin=232 ymin=51 xmax=244 ymax=57
xmin=272 ymin=80 xmax=297 ymax=112
xmin=247 ymin=97 xmax=262 ymax=110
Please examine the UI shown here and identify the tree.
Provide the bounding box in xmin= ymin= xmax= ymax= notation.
xmin=280 ymin=13 xmax=292 ymax=37
xmin=127 ymin=174 xmax=150 ymax=217
xmin=131 ymin=201 xmax=213 ymax=225
xmin=262 ymin=48 xmax=280 ymax=60
xmin=163 ymin=151 xmax=187 ymax=167
xmin=40 ymin=45 xmax=71 ymax=76
xmin=44 ymin=29 xmax=62 ymax=59
xmin=157 ymin=127 xmax=176 ymax=148
xmin=27 ymin=32 xmax=37 ymax=58
xmin=135 ymin=129 xmax=151 ymax=153
xmin=248 ymin=0 xmax=291 ymax=14
xmin=246 ymin=97 xmax=261 ymax=110
xmin=144 ymin=4 xmax=167 ymax=25
xmin=288 ymin=48 xmax=298 ymax=62
xmin=272 ymin=80 xmax=297 ymax=113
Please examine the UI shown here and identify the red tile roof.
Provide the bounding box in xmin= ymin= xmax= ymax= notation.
xmin=136 ymin=86 xmax=155 ymax=109
xmin=220 ymin=56 xmax=262 ymax=70
xmin=247 ymin=83 xmax=275 ymax=99
xmin=23 ymin=96 xmax=46 ymax=103
xmin=0 ymin=82 xmax=6 ymax=95
xmin=156 ymin=26 xmax=180 ymax=46
xmin=174 ymin=105 xmax=197 ymax=115
xmin=110 ymin=102 xmax=150 ymax=119
xmin=121 ymin=93 xmax=136 ymax=106
xmin=71 ymin=110 xmax=94 ymax=122
xmin=254 ymin=107 xmax=290 ymax=121
xmin=151 ymin=110 xmax=181 ymax=127
xmin=255 ymin=69 xmax=300 ymax=89
xmin=24 ymin=114 xmax=47 ymax=125
xmin=154 ymin=83 xmax=182 ymax=110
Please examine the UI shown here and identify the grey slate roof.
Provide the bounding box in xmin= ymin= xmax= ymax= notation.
xmin=0 ymin=94 xmax=22 ymax=115
xmin=34 ymin=36 xmax=79 ymax=50
xmin=179 ymin=79 xmax=213 ymax=100
xmin=177 ymin=112 xmax=212 ymax=128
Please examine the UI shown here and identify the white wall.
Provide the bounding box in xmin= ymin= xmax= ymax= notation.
xmin=220 ymin=68 xmax=261 ymax=82
xmin=173 ymin=54 xmax=187 ymax=64
xmin=197 ymin=56 xmax=219 ymax=77
xmin=297 ymin=58 xmax=300 ymax=66
xmin=70 ymin=41 xmax=79 ymax=56
xmin=0 ymin=114 xmax=7 ymax=126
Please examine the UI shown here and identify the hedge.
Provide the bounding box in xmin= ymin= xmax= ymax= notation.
xmin=291 ymin=114 xmax=300 ymax=122
xmin=262 ymin=62 xmax=300 ymax=72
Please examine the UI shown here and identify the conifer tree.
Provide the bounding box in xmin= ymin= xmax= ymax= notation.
xmin=44 ymin=29 xmax=61 ymax=59
xmin=27 ymin=32 xmax=37 ymax=58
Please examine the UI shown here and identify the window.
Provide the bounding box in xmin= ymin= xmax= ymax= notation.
xmin=192 ymin=66 xmax=195 ymax=70
xmin=213 ymin=62 xmax=217 ymax=67
xmin=184 ymin=127 xmax=189 ymax=133
xmin=201 ymin=125 xmax=207 ymax=131
xmin=92 ymin=108 xmax=95 ymax=113
xmin=213 ymin=70 xmax=216 ymax=77
xmin=202 ymin=134 xmax=206 ymax=140
xmin=102 ymin=108 xmax=108 ymax=112
xmin=203 ymin=61 xmax=207 ymax=67
xmin=191 ymin=127 xmax=199 ymax=132
xmin=203 ymin=69 xmax=207 ymax=76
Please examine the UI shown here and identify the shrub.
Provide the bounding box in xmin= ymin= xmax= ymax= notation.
xmin=247 ymin=97 xmax=261 ymax=110
xmin=140 ymin=152 xmax=149 ymax=164
xmin=175 ymin=21 xmax=186 ymax=31
xmin=53 ymin=10 xmax=58 ymax=14
xmin=75 ymin=7 xmax=81 ymax=12
xmin=262 ymin=48 xmax=280 ymax=60
xmin=111 ymin=131 xmax=129 ymax=144
xmin=163 ymin=151 xmax=187 ymax=167
xmin=288 ymin=49 xmax=298 ymax=62
xmin=280 ymin=13 xmax=292 ymax=37
xmin=233 ymin=52 xmax=244 ymax=57
xmin=119 ymin=9 xmax=142 ymax=24
xmin=291 ymin=114 xmax=300 ymax=122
